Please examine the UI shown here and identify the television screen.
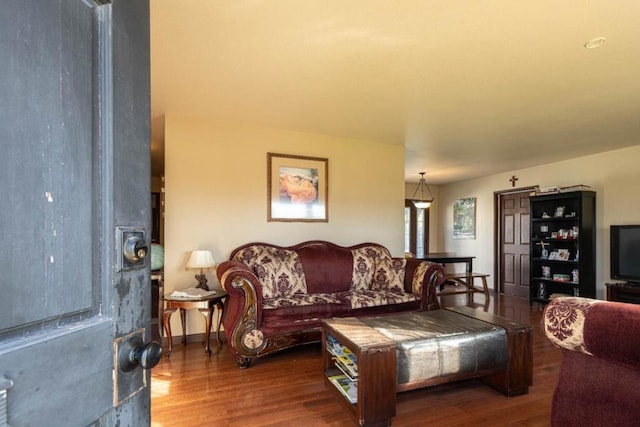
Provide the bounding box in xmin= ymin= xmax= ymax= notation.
xmin=611 ymin=225 xmax=640 ymax=283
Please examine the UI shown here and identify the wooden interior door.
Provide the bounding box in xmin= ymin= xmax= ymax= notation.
xmin=0 ymin=1 xmax=154 ymax=425
xmin=500 ymin=191 xmax=531 ymax=297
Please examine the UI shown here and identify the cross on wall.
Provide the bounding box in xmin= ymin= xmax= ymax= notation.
xmin=509 ymin=176 xmax=519 ymax=187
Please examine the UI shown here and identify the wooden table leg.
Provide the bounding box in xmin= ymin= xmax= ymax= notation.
xmin=179 ymin=308 xmax=187 ymax=345
xmin=204 ymin=301 xmax=213 ymax=356
xmin=163 ymin=308 xmax=176 ymax=357
xmin=214 ymin=300 xmax=225 ymax=346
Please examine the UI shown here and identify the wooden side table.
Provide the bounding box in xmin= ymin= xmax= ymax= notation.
xmin=162 ymin=290 xmax=227 ymax=357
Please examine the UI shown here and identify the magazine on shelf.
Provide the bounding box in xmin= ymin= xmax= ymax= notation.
xmin=328 ymin=374 xmax=357 ymax=404
xmin=326 ymin=336 xmax=358 ymax=378
xmin=169 ymin=287 xmax=216 ymax=299
xmin=333 ymin=354 xmax=358 ymax=379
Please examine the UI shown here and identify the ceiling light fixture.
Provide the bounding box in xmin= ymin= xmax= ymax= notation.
xmin=584 ymin=37 xmax=606 ymax=49
xmin=410 ymin=172 xmax=435 ymax=209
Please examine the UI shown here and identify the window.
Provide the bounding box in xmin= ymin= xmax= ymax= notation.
xmin=404 ymin=199 xmax=430 ymax=257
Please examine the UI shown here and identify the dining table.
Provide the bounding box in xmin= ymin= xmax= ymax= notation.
xmin=418 ymin=253 xmax=475 ymax=274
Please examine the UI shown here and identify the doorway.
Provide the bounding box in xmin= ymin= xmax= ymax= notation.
xmin=496 ymin=189 xmax=534 ymax=298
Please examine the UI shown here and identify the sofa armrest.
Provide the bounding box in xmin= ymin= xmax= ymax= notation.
xmin=217 ymin=261 xmax=266 ymax=364
xmin=404 ymin=259 xmax=445 ymax=311
xmin=544 ymin=296 xmax=640 ymax=369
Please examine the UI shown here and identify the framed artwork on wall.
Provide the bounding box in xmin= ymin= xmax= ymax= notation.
xmin=453 ymin=197 xmax=476 ymax=239
xmin=267 ymin=153 xmax=328 ymax=222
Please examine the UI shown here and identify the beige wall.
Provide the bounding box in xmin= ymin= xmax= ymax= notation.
xmin=164 ymin=114 xmax=405 ymax=333
xmin=435 ymin=144 xmax=640 ymax=299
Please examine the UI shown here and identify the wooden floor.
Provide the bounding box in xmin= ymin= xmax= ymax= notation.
xmin=151 ymin=289 xmax=559 ymax=427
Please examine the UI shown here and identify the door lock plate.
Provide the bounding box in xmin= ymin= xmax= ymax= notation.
xmin=116 ymin=226 xmax=147 ymax=272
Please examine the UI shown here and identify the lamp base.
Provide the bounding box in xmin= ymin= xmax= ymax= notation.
xmin=194 ymin=273 xmax=209 ymax=291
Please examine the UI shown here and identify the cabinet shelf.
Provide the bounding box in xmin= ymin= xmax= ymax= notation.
xmin=531 ymin=258 xmax=579 ymax=265
xmin=532 ymin=217 xmax=580 ymax=222
xmin=529 ymin=190 xmax=596 ymax=305
xmin=533 ymin=277 xmax=579 ymax=286
xmin=532 ymin=238 xmax=579 ymax=243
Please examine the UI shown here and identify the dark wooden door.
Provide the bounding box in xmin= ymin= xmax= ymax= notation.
xmin=500 ymin=192 xmax=531 ymax=297
xmin=0 ymin=1 xmax=152 ymax=425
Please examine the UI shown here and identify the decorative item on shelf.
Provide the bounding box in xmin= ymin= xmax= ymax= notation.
xmin=565 ymin=212 xmax=576 ymax=218
xmin=572 ymin=269 xmax=579 ymax=283
xmin=554 ymin=206 xmax=565 ymax=218
xmin=542 ymin=212 xmax=551 ymax=218
xmin=537 ymin=241 xmax=549 ymax=259
xmin=151 ymin=243 xmax=164 ymax=271
xmin=410 ymin=172 xmax=435 ymax=209
xmin=572 ymin=226 xmax=579 ymax=238
xmin=553 ymin=274 xmax=570 ymax=282
xmin=557 ymin=249 xmax=570 ymax=261
xmin=186 ymin=250 xmax=216 ymax=291
xmin=551 ymin=232 xmax=558 ymax=239
xmin=542 ymin=266 xmax=551 ymax=278
xmin=537 ymin=283 xmax=547 ymax=299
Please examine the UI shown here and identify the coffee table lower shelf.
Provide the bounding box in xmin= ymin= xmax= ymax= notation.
xmin=322 ymin=318 xmax=397 ymax=427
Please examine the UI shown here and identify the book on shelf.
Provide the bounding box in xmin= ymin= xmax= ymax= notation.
xmin=333 ymin=355 xmax=358 ymax=380
xmin=169 ymin=287 xmax=217 ymax=298
xmin=328 ymin=374 xmax=357 ymax=404
xmin=532 ymin=184 xmax=591 ymax=196
xmin=559 ymin=184 xmax=591 ymax=193
xmin=326 ymin=336 xmax=358 ymax=379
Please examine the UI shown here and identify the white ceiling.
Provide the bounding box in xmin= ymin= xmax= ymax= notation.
xmin=150 ymin=1 xmax=640 ymax=184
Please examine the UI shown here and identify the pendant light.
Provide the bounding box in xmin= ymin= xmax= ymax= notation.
xmin=410 ymin=172 xmax=434 ymax=209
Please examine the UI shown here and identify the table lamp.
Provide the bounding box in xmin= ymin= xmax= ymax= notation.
xmin=186 ymin=250 xmax=215 ymax=290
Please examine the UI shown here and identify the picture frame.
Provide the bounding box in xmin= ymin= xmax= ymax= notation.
xmin=267 ymin=153 xmax=328 ymax=222
xmin=554 ymin=206 xmax=565 ymax=218
xmin=453 ymin=197 xmax=476 ymax=239
xmin=557 ymin=249 xmax=570 ymax=261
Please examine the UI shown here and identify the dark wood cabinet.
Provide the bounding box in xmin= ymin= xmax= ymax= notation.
xmin=605 ymin=282 xmax=640 ymax=304
xmin=529 ymin=190 xmax=596 ymax=304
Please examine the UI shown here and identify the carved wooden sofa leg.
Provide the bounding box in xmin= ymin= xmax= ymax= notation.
xmin=237 ymin=357 xmax=252 ymax=369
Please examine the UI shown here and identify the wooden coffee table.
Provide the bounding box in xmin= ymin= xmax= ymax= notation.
xmin=322 ymin=308 xmax=532 ymax=426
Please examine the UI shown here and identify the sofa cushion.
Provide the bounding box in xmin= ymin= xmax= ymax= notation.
xmin=262 ymin=294 xmax=351 ymax=327
xmin=372 ymin=258 xmax=406 ymax=293
xmin=351 ymin=246 xmax=391 ymax=291
xmin=411 ymin=261 xmax=430 ymax=295
xmin=263 ymin=292 xmax=344 ymax=309
xmin=297 ymin=243 xmax=353 ymax=294
xmin=235 ymin=246 xmax=307 ymax=299
xmin=341 ymin=290 xmax=419 ymax=309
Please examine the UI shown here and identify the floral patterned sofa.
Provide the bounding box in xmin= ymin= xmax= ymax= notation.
xmin=216 ymin=240 xmax=445 ymax=368
xmin=543 ymin=297 xmax=640 ymax=426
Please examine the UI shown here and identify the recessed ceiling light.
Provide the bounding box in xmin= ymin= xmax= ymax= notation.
xmin=585 ymin=37 xmax=606 ymax=49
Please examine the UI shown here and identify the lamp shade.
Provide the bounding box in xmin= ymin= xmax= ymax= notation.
xmin=410 ymin=172 xmax=434 ymax=209
xmin=186 ymin=250 xmax=215 ymax=270
xmin=412 ymin=200 xmax=432 ymax=209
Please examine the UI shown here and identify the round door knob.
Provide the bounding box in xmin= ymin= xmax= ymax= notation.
xmin=123 ymin=235 xmax=148 ymax=263
xmin=118 ymin=336 xmax=162 ymax=372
